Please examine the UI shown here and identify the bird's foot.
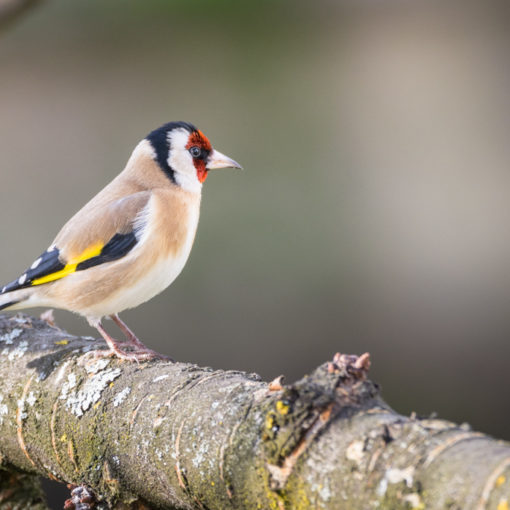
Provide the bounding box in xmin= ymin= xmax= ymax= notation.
xmin=93 ymin=343 xmax=172 ymax=362
xmin=110 ymin=313 xmax=152 ymax=350
xmin=121 ymin=336 xmax=173 ymax=361
xmin=129 ymin=346 xmax=173 ymax=361
xmin=91 ymin=319 xmax=170 ymax=361
xmin=93 ymin=347 xmax=140 ymax=361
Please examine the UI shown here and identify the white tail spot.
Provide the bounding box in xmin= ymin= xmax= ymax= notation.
xmin=31 ymin=257 xmax=42 ymax=269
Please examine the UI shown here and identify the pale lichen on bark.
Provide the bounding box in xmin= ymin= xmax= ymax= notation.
xmin=0 ymin=314 xmax=509 ymax=509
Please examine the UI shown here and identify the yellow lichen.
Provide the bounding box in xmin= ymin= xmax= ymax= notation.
xmin=497 ymin=499 xmax=509 ymax=510
xmin=266 ymin=414 xmax=275 ymax=430
xmin=256 ymin=465 xmax=284 ymax=510
xmin=280 ymin=469 xmax=312 ymax=510
xmin=276 ymin=400 xmax=290 ymax=415
xmin=54 ymin=339 xmax=69 ymax=345
xmin=497 ymin=475 xmax=506 ymax=487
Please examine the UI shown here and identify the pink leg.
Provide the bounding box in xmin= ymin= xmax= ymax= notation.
xmin=110 ymin=314 xmax=172 ymax=361
xmin=87 ymin=317 xmax=162 ymax=362
xmin=110 ymin=314 xmax=146 ymax=349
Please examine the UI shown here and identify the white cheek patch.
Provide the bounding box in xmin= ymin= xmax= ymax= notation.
xmin=167 ymin=129 xmax=192 ymax=173
xmin=167 ymin=129 xmax=202 ymax=194
xmin=174 ymin=170 xmax=203 ymax=194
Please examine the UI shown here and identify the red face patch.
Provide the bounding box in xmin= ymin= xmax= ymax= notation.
xmin=186 ymin=130 xmax=212 ymax=183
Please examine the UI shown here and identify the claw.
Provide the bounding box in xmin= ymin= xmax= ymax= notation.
xmin=92 ymin=345 xmax=172 ymax=362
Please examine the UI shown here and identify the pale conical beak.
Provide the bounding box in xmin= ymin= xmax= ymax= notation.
xmin=206 ymin=149 xmax=243 ymax=170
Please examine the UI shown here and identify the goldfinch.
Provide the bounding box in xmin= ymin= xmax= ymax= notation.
xmin=0 ymin=121 xmax=241 ymax=360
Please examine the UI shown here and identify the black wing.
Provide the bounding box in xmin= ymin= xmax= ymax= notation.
xmin=0 ymin=231 xmax=138 ymax=295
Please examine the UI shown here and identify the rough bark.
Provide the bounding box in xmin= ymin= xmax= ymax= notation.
xmin=0 ymin=314 xmax=509 ymax=510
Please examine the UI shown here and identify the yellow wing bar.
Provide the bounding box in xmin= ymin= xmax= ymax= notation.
xmin=32 ymin=243 xmax=103 ymax=285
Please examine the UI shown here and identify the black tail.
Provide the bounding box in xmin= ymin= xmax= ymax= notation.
xmin=0 ymin=300 xmax=19 ymax=311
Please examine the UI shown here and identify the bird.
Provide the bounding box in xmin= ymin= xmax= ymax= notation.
xmin=0 ymin=121 xmax=241 ymax=360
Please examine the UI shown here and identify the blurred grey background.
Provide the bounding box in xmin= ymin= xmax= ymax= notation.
xmin=1 ymin=1 xmax=510 ymax=504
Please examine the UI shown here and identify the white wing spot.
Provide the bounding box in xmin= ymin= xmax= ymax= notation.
xmin=18 ymin=274 xmax=27 ymax=286
xmin=31 ymin=257 xmax=42 ymax=269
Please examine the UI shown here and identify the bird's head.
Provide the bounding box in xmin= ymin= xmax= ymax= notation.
xmin=146 ymin=121 xmax=242 ymax=192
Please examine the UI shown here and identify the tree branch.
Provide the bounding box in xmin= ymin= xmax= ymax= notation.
xmin=0 ymin=314 xmax=508 ymax=509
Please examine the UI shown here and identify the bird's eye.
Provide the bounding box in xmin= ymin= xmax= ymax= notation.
xmin=189 ymin=146 xmax=201 ymax=158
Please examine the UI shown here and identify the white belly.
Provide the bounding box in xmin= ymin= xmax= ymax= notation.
xmin=99 ymin=248 xmax=192 ymax=316
xmin=81 ymin=196 xmax=200 ymax=318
